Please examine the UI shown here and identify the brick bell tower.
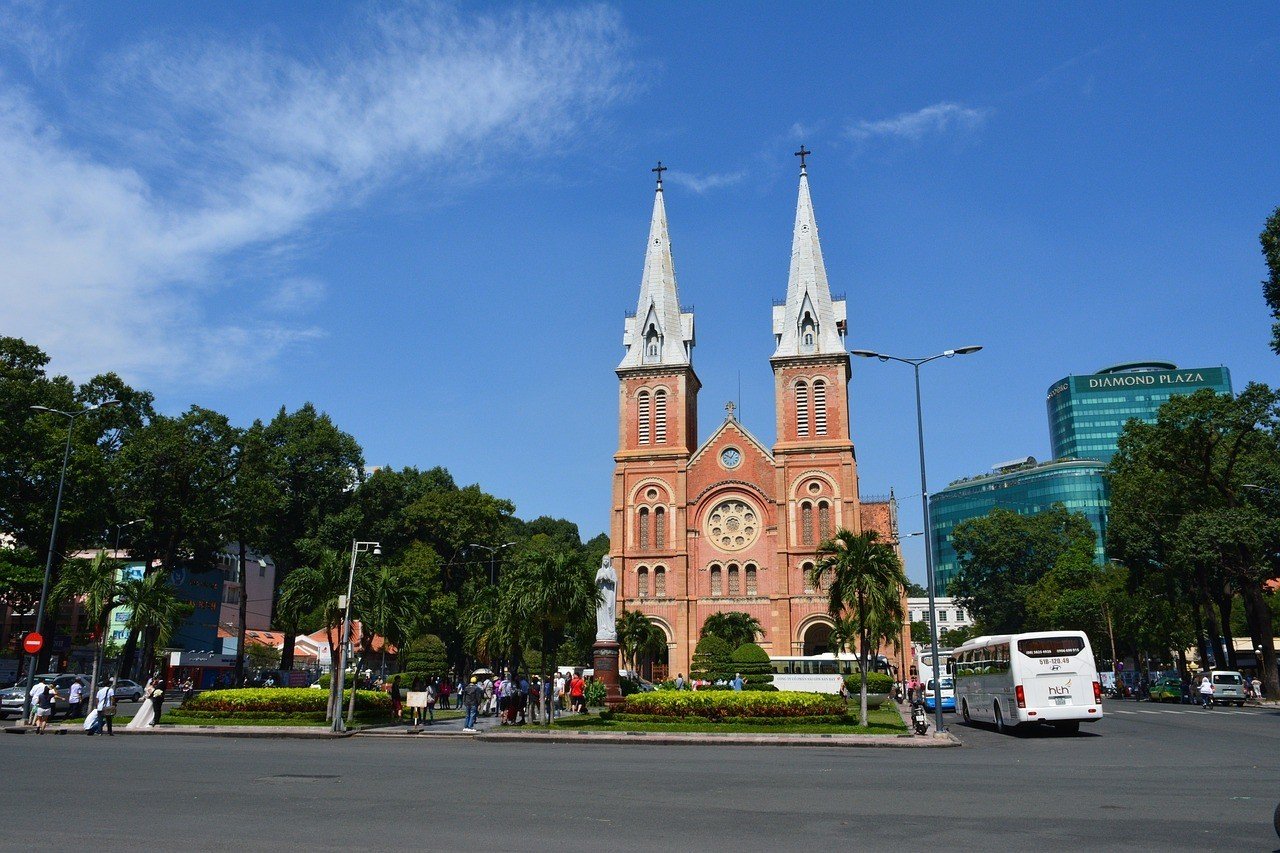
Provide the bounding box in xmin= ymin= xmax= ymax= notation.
xmin=611 ymin=164 xmax=698 ymax=675
xmin=769 ymin=151 xmax=865 ymax=652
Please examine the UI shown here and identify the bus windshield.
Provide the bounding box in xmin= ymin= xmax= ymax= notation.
xmin=1017 ymin=636 xmax=1085 ymax=658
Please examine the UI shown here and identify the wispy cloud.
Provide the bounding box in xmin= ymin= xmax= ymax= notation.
xmin=663 ymin=169 xmax=746 ymax=194
xmin=0 ymin=4 xmax=630 ymax=384
xmin=848 ymin=102 xmax=991 ymax=143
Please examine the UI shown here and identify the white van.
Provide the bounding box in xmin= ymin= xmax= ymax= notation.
xmin=1208 ymin=671 xmax=1247 ymax=707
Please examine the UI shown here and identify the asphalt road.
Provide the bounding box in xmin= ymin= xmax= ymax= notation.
xmin=1 ymin=700 xmax=1277 ymax=852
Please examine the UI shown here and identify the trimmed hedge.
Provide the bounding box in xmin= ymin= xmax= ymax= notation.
xmin=624 ymin=690 xmax=846 ymax=721
xmin=844 ymin=672 xmax=894 ymax=694
xmin=187 ymin=687 xmax=390 ymax=714
xmin=690 ymin=635 xmax=732 ymax=683
xmin=316 ymin=672 xmax=356 ymax=689
xmin=613 ymin=712 xmax=852 ymax=726
xmin=731 ymin=642 xmax=775 ymax=689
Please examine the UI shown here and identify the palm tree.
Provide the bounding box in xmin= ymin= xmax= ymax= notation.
xmin=54 ymin=551 xmax=120 ymax=694
xmin=356 ymin=563 xmax=427 ymax=679
xmin=699 ymin=611 xmax=762 ymax=649
xmin=616 ymin=609 xmax=667 ymax=679
xmin=502 ymin=550 xmax=599 ymax=726
xmin=810 ymin=529 xmax=907 ymax=726
xmin=115 ymin=572 xmax=190 ymax=679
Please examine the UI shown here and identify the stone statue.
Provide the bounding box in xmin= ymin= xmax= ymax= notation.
xmin=595 ymin=555 xmax=618 ymax=642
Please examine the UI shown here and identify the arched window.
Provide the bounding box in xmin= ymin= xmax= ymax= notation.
xmin=818 ymin=500 xmax=832 ymax=541
xmin=637 ymin=391 xmax=651 ymax=444
xmin=813 ymin=379 xmax=827 ymax=436
xmin=637 ymin=566 xmax=649 ymax=598
xmin=746 ymin=564 xmax=757 ymax=596
xmin=654 ymin=389 xmax=667 ymax=443
xmin=800 ymin=312 xmax=816 ymax=354
xmin=796 ymin=381 xmax=809 ymax=437
xmin=801 ymin=501 xmax=814 ymax=546
xmin=728 ymin=564 xmax=740 ymax=596
xmin=654 ymin=506 xmax=665 ymax=549
xmin=655 ymin=566 xmax=666 ymax=598
xmin=802 ymin=561 xmax=815 ymax=595
xmin=710 ymin=564 xmax=723 ymax=597
xmin=638 ymin=507 xmax=650 ymax=551
xmin=644 ymin=324 xmax=660 ymax=364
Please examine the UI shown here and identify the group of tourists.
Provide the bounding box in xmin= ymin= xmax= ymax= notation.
xmin=379 ymin=670 xmax=591 ymax=732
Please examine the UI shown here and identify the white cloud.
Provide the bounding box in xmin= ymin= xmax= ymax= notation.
xmin=663 ymin=169 xmax=746 ymax=194
xmin=0 ymin=4 xmax=629 ymax=384
xmin=848 ymin=102 xmax=991 ymax=142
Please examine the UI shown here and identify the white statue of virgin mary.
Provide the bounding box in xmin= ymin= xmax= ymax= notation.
xmin=595 ymin=555 xmax=618 ymax=642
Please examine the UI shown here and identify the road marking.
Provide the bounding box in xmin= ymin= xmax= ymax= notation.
xmin=1112 ymin=710 xmax=1137 ymax=715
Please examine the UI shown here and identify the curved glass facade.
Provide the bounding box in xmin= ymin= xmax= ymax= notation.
xmin=930 ymin=460 xmax=1108 ymax=594
xmin=1047 ymin=365 xmax=1232 ymax=462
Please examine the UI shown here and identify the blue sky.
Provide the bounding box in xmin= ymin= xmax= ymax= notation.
xmin=3 ymin=3 xmax=1277 ymax=582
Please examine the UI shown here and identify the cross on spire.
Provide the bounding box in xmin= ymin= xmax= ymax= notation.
xmin=652 ymin=160 xmax=667 ymax=188
xmin=724 ymin=400 xmax=736 ymax=419
xmin=794 ymin=145 xmax=811 ymax=171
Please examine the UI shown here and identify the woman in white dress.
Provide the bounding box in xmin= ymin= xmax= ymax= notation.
xmin=126 ymin=677 xmax=158 ymax=729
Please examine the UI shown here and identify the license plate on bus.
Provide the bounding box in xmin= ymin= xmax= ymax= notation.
xmin=1054 ymin=697 xmax=1067 ymax=706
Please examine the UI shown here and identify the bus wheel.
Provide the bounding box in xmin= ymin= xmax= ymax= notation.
xmin=961 ymin=699 xmax=971 ymax=724
xmin=994 ymin=702 xmax=1006 ymax=734
xmin=1054 ymin=721 xmax=1080 ymax=735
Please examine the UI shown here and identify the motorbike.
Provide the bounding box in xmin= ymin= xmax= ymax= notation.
xmin=911 ymin=701 xmax=929 ymax=735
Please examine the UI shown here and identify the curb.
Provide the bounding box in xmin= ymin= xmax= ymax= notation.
xmin=5 ymin=725 xmax=353 ymax=739
xmin=474 ymin=730 xmax=962 ymax=748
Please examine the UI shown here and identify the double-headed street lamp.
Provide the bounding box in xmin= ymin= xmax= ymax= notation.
xmin=332 ymin=539 xmax=380 ymax=733
xmin=23 ymin=400 xmax=120 ymax=721
xmin=469 ymin=541 xmax=516 ymax=585
xmin=851 ymin=346 xmax=982 ymax=735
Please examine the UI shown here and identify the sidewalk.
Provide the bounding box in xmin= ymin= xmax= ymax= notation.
xmin=5 ymin=722 xmax=351 ymax=739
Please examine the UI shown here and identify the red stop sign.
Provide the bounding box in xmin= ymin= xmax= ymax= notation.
xmin=22 ymin=632 xmax=43 ymax=654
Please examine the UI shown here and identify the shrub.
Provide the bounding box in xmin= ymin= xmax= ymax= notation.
xmin=844 ymin=672 xmax=894 ymax=694
xmin=690 ymin=635 xmax=733 ymax=683
xmin=619 ymin=676 xmax=643 ymax=697
xmin=400 ymin=635 xmax=448 ymax=678
xmin=316 ymin=672 xmax=356 ymax=690
xmin=585 ymin=679 xmax=607 ymax=707
xmin=623 ymin=690 xmax=846 ymax=721
xmin=186 ymin=687 xmax=389 ymax=714
xmin=614 ymin=712 xmax=852 ymax=726
xmin=730 ymin=642 xmax=775 ymax=689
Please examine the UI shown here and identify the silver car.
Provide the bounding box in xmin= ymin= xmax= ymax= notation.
xmin=0 ymin=673 xmax=91 ymax=719
xmin=1209 ymin=671 xmax=1247 ymax=707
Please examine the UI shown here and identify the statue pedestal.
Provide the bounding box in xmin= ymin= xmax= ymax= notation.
xmin=592 ymin=640 xmax=626 ymax=710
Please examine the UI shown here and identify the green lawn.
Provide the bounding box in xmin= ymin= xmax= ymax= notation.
xmin=549 ymin=705 xmax=906 ymax=736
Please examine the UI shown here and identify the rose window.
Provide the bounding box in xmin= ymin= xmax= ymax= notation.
xmin=704 ymin=499 xmax=759 ymax=552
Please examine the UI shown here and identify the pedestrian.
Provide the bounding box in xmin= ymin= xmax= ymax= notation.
xmin=1251 ymin=675 xmax=1262 ymax=700
xmin=1198 ymin=674 xmax=1214 ymax=709
xmin=554 ymin=673 xmax=565 ymax=713
xmin=150 ymin=679 xmax=166 ymax=725
xmin=570 ymin=672 xmax=586 ymax=713
xmin=438 ymin=678 xmax=451 ymax=712
xmin=674 ymin=673 xmax=684 ymax=691
xmin=732 ymin=672 xmax=744 ymax=692
xmin=91 ymin=678 xmax=117 ymax=736
xmin=68 ymin=679 xmax=85 ymax=718
xmin=390 ymin=675 xmax=404 ymax=722
xmin=528 ymin=678 xmax=540 ymax=724
xmin=424 ymin=679 xmax=436 ymax=725
xmin=462 ymin=676 xmax=482 ymax=733
xmin=518 ymin=675 xmax=529 ymax=725
xmin=407 ymin=677 xmax=427 ymax=727
xmin=482 ymin=677 xmax=495 ymax=716
xmin=32 ymin=682 xmax=55 ymax=733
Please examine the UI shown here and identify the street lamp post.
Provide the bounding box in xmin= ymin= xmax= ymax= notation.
xmin=852 ymin=346 xmax=982 ymax=735
xmin=332 ymin=539 xmax=380 ymax=733
xmin=469 ymin=542 xmax=517 ymax=586
xmin=23 ymin=400 xmax=120 ymax=722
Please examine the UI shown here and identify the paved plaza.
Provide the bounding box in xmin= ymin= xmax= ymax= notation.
xmin=1 ymin=701 xmax=1276 ymax=851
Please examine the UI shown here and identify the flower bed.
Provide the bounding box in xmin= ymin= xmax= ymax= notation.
xmin=623 ymin=690 xmax=846 ymax=721
xmin=185 ymin=687 xmax=389 ymax=714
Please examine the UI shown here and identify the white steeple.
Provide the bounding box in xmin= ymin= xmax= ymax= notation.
xmin=620 ymin=164 xmax=695 ymax=370
xmin=772 ymin=152 xmax=847 ymax=359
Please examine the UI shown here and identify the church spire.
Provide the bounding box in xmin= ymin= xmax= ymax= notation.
xmin=772 ymin=151 xmax=847 ymax=359
xmin=620 ymin=164 xmax=695 ymax=369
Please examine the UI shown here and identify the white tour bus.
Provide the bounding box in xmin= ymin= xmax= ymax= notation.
xmin=953 ymin=631 xmax=1103 ymax=734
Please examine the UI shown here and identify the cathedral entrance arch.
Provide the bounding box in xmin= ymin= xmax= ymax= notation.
xmin=798 ymin=616 xmax=835 ymax=656
xmin=640 ymin=615 xmax=674 ymax=683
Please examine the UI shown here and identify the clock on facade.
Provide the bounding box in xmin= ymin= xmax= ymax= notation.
xmin=720 ymin=448 xmax=741 ymax=469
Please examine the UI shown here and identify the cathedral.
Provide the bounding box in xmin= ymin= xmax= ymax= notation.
xmin=609 ymin=154 xmax=905 ymax=680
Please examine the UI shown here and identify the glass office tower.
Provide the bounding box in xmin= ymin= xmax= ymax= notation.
xmin=930 ymin=459 xmax=1109 ymax=594
xmin=1047 ymin=362 xmax=1233 ymax=463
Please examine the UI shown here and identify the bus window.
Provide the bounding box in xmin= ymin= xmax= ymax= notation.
xmin=1017 ymin=636 xmax=1085 ymax=658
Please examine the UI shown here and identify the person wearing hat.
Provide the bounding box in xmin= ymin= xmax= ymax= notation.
xmin=461 ymin=677 xmax=483 ymax=732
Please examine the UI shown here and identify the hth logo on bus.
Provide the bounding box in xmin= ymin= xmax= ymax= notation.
xmin=1048 ymin=681 xmax=1073 ymax=696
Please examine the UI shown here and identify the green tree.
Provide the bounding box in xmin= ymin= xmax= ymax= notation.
xmin=259 ymin=404 xmax=364 ymax=670
xmin=245 ymin=641 xmax=281 ymax=671
xmin=905 ymin=580 xmax=928 ymax=597
xmin=699 ymin=611 xmax=762 ymax=649
xmin=53 ymin=551 xmax=121 ymax=691
xmin=227 ymin=421 xmax=281 ymax=686
xmin=616 ymin=609 xmax=665 ymax=678
xmin=399 ymin=634 xmax=449 ymax=679
xmin=1262 ymin=205 xmax=1280 ymax=355
xmin=356 ymin=561 xmax=430 ymax=676
xmin=810 ymin=529 xmax=908 ymax=727
xmin=1107 ymin=385 xmax=1280 ymax=696
xmin=730 ymin=642 xmax=775 ymax=689
xmin=689 ymin=635 xmax=733 ymax=684
xmin=949 ymin=505 xmax=1098 ymax=634
xmin=114 ymin=572 xmax=190 ymax=678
